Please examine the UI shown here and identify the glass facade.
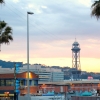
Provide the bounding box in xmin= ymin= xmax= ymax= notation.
xmin=52 ymin=72 xmax=64 ymax=82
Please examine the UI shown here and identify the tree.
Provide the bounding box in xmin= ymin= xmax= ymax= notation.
xmin=0 ymin=0 xmax=4 ymax=4
xmin=91 ymin=0 xmax=100 ymax=19
xmin=0 ymin=21 xmax=13 ymax=51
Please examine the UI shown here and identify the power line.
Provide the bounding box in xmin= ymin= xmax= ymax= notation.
xmin=5 ymin=1 xmax=64 ymax=41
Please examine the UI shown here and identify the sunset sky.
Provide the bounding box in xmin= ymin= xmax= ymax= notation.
xmin=0 ymin=0 xmax=100 ymax=72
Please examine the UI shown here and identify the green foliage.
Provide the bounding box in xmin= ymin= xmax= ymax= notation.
xmin=0 ymin=21 xmax=13 ymax=45
xmin=91 ymin=0 xmax=100 ymax=19
xmin=0 ymin=0 xmax=13 ymax=51
xmin=0 ymin=0 xmax=4 ymax=4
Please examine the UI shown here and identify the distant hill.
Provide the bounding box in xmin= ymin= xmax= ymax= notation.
xmin=0 ymin=60 xmax=23 ymax=68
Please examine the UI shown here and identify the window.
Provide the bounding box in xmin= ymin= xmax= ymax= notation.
xmin=34 ymin=80 xmax=38 ymax=86
xmin=20 ymin=80 xmax=24 ymax=86
xmin=31 ymin=80 xmax=38 ymax=86
xmin=31 ymin=80 xmax=34 ymax=86
xmin=6 ymin=80 xmax=14 ymax=86
xmin=1 ymin=80 xmax=5 ymax=86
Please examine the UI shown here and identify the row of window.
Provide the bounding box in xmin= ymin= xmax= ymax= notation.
xmin=0 ymin=80 xmax=14 ymax=86
xmin=0 ymin=79 xmax=38 ymax=86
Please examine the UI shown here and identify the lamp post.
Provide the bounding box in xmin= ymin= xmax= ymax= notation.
xmin=27 ymin=11 xmax=34 ymax=99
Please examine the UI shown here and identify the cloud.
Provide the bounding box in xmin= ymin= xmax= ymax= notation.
xmin=0 ymin=0 xmax=100 ymax=72
xmin=2 ymin=0 xmax=100 ymax=40
xmin=41 ymin=6 xmax=47 ymax=9
xmin=12 ymin=0 xmax=19 ymax=3
xmin=28 ymin=4 xmax=34 ymax=8
xmin=78 ymin=0 xmax=92 ymax=7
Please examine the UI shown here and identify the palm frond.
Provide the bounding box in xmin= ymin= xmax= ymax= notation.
xmin=0 ymin=20 xmax=13 ymax=46
xmin=91 ymin=1 xmax=98 ymax=7
xmin=0 ymin=36 xmax=9 ymax=44
xmin=0 ymin=21 xmax=7 ymax=30
xmin=5 ymin=26 xmax=12 ymax=31
xmin=0 ymin=34 xmax=13 ymax=44
xmin=4 ymin=26 xmax=12 ymax=35
xmin=91 ymin=0 xmax=100 ymax=19
xmin=8 ymin=35 xmax=13 ymax=41
xmin=0 ymin=0 xmax=4 ymax=4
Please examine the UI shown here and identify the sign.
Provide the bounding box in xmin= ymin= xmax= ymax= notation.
xmin=88 ymin=76 xmax=93 ymax=80
xmin=15 ymin=63 xmax=21 ymax=73
xmin=15 ymin=79 xmax=20 ymax=93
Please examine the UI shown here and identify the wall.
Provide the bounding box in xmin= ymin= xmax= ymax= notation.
xmin=39 ymin=83 xmax=99 ymax=93
xmin=20 ymin=86 xmax=38 ymax=95
xmin=0 ymin=72 xmax=38 ymax=79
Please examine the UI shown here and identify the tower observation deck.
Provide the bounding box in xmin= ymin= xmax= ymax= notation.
xmin=71 ymin=40 xmax=81 ymax=80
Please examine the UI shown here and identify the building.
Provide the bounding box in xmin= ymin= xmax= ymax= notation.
xmin=0 ymin=60 xmax=23 ymax=68
xmin=0 ymin=71 xmax=38 ymax=96
xmin=19 ymin=64 xmax=64 ymax=82
xmin=52 ymin=72 xmax=64 ymax=82
xmin=39 ymin=80 xmax=100 ymax=93
xmin=0 ymin=64 xmax=64 ymax=82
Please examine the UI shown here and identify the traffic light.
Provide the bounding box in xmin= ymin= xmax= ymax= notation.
xmin=15 ymin=79 xmax=20 ymax=93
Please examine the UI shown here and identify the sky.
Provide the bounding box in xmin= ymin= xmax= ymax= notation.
xmin=0 ymin=0 xmax=100 ymax=72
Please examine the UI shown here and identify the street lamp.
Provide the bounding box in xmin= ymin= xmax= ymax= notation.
xmin=27 ymin=11 xmax=34 ymax=99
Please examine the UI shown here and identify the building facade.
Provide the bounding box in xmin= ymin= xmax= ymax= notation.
xmin=0 ymin=71 xmax=38 ymax=96
xmin=19 ymin=64 xmax=64 ymax=82
xmin=52 ymin=72 xmax=64 ymax=82
xmin=0 ymin=64 xmax=64 ymax=82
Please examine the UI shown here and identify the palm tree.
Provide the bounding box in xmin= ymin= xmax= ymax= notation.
xmin=0 ymin=21 xmax=13 ymax=51
xmin=0 ymin=0 xmax=4 ymax=4
xmin=91 ymin=0 xmax=100 ymax=19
